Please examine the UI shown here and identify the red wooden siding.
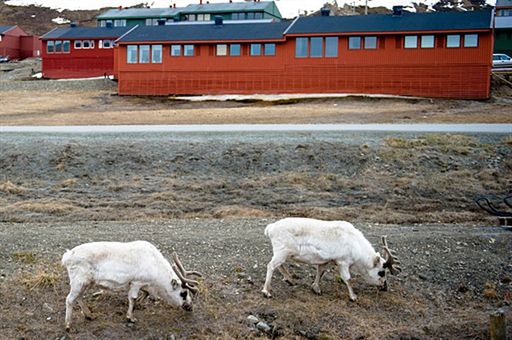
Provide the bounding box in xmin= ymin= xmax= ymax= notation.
xmin=116 ymin=31 xmax=492 ymax=99
xmin=0 ymin=26 xmax=40 ymax=60
xmin=42 ymin=40 xmax=116 ymax=79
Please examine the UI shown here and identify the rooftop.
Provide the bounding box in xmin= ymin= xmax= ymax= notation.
xmin=496 ymin=0 xmax=512 ymax=7
xmin=41 ymin=26 xmax=132 ymax=40
xmin=0 ymin=25 xmax=15 ymax=34
xmin=117 ymin=20 xmax=291 ymax=43
xmin=287 ymin=10 xmax=493 ymax=34
xmin=97 ymin=8 xmax=179 ymax=20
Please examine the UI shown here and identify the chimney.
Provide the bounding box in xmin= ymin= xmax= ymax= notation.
xmin=320 ymin=8 xmax=330 ymax=16
xmin=118 ymin=5 xmax=123 ymax=10
xmin=157 ymin=19 xmax=166 ymax=26
xmin=392 ymin=5 xmax=403 ymax=16
xmin=214 ymin=16 xmax=223 ymax=25
xmin=173 ymin=3 xmax=176 ymax=8
xmin=70 ymin=22 xmax=77 ymax=28
xmin=199 ymin=0 xmax=202 ymax=4
xmin=106 ymin=21 xmax=113 ymax=28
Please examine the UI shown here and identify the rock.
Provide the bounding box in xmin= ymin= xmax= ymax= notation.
xmin=256 ymin=321 xmax=271 ymax=332
xmin=247 ymin=315 xmax=259 ymax=325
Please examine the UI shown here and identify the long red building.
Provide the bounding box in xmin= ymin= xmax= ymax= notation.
xmin=40 ymin=26 xmax=131 ymax=79
xmin=115 ymin=8 xmax=493 ymax=99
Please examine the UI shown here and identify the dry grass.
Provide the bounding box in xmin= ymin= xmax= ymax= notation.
xmin=0 ymin=181 xmax=27 ymax=195
xmin=19 ymin=262 xmax=61 ymax=291
xmin=2 ymin=199 xmax=82 ymax=215
xmin=11 ymin=251 xmax=36 ymax=264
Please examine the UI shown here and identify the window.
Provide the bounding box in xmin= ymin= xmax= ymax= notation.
xmin=247 ymin=12 xmax=255 ymax=20
xmin=47 ymin=40 xmax=54 ymax=53
xmin=184 ymin=44 xmax=194 ymax=56
xmin=114 ymin=19 xmax=126 ymax=27
xmin=250 ymin=44 xmax=262 ymax=56
xmin=187 ymin=14 xmax=196 ymax=21
xmin=421 ymin=35 xmax=434 ymax=48
xmin=230 ymin=44 xmax=241 ymax=56
xmin=100 ymin=40 xmax=113 ymax=49
xmin=364 ymin=36 xmax=377 ymax=49
xmin=464 ymin=34 xmax=478 ymax=47
xmin=446 ymin=34 xmax=460 ymax=48
xmin=404 ymin=35 xmax=418 ymax=48
xmin=264 ymin=43 xmax=275 ymax=56
xmin=310 ymin=37 xmax=323 ymax=57
xmin=325 ymin=37 xmax=338 ymax=57
xmin=139 ymin=45 xmax=150 ymax=63
xmin=127 ymin=45 xmax=137 ymax=63
xmin=152 ymin=45 xmax=162 ymax=63
xmin=63 ymin=40 xmax=70 ymax=53
xmin=254 ymin=12 xmax=263 ymax=19
xmin=216 ymin=44 xmax=227 ymax=56
xmin=295 ymin=37 xmax=308 ymax=57
xmin=197 ymin=14 xmax=210 ymax=21
xmin=55 ymin=40 xmax=62 ymax=53
xmin=82 ymin=40 xmax=94 ymax=49
xmin=74 ymin=40 xmax=82 ymax=49
xmin=232 ymin=12 xmax=244 ymax=20
xmin=348 ymin=36 xmax=361 ymax=49
xmin=171 ymin=44 xmax=181 ymax=56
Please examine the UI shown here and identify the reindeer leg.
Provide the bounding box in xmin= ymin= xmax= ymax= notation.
xmin=337 ymin=262 xmax=357 ymax=301
xmin=311 ymin=264 xmax=328 ymax=295
xmin=262 ymin=252 xmax=288 ymax=298
xmin=126 ymin=283 xmax=143 ymax=323
xmin=278 ymin=265 xmax=295 ymax=286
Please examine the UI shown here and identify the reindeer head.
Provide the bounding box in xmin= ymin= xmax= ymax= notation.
xmin=171 ymin=252 xmax=202 ymax=311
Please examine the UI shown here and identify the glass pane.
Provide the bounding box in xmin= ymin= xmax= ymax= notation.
xmin=171 ymin=45 xmax=181 ymax=56
xmin=446 ymin=35 xmax=460 ymax=48
xmin=184 ymin=45 xmax=194 ymax=56
xmin=250 ymin=44 xmax=261 ymax=56
xmin=348 ymin=36 xmax=361 ymax=49
xmin=255 ymin=12 xmax=263 ymax=19
xmin=364 ymin=36 xmax=377 ymax=49
xmin=421 ymin=35 xmax=434 ymax=48
xmin=55 ymin=40 xmax=62 ymax=52
xmin=127 ymin=45 xmax=137 ymax=63
xmin=139 ymin=45 xmax=150 ymax=63
xmin=47 ymin=41 xmax=54 ymax=53
xmin=74 ymin=41 xmax=81 ymax=49
xmin=310 ymin=37 xmax=323 ymax=57
xmin=216 ymin=44 xmax=227 ymax=56
xmin=152 ymin=45 xmax=162 ymax=63
xmin=63 ymin=40 xmax=70 ymax=52
xmin=325 ymin=37 xmax=338 ymax=57
xmin=404 ymin=36 xmax=417 ymax=48
xmin=295 ymin=37 xmax=308 ymax=57
xmin=264 ymin=43 xmax=275 ymax=56
xmin=464 ymin=34 xmax=478 ymax=47
xmin=230 ymin=44 xmax=241 ymax=56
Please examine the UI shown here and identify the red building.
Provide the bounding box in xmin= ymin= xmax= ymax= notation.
xmin=115 ymin=9 xmax=493 ymax=99
xmin=40 ymin=26 xmax=131 ymax=79
xmin=0 ymin=25 xmax=41 ymax=60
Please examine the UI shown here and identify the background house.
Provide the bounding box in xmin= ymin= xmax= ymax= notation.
xmin=495 ymin=0 xmax=512 ymax=56
xmin=96 ymin=0 xmax=282 ymax=27
xmin=40 ymin=26 xmax=131 ymax=78
xmin=0 ymin=25 xmax=41 ymax=60
xmin=114 ymin=9 xmax=493 ymax=100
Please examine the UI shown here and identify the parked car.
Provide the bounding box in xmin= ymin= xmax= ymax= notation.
xmin=0 ymin=55 xmax=10 ymax=63
xmin=493 ymin=53 xmax=512 ymax=68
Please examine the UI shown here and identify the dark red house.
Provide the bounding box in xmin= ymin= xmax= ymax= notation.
xmin=114 ymin=9 xmax=493 ymax=99
xmin=40 ymin=26 xmax=131 ymax=79
xmin=0 ymin=25 xmax=41 ymax=60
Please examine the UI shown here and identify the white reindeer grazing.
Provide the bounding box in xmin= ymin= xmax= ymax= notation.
xmin=61 ymin=240 xmax=202 ymax=331
xmin=262 ymin=218 xmax=401 ymax=300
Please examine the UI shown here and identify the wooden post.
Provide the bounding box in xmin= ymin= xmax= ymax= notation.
xmin=489 ymin=308 xmax=507 ymax=340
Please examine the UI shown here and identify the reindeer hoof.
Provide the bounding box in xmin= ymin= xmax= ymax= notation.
xmin=349 ymin=296 xmax=357 ymax=302
xmin=311 ymin=285 xmax=322 ymax=295
xmin=262 ymin=290 xmax=272 ymax=298
xmin=127 ymin=316 xmax=137 ymax=323
xmin=65 ymin=325 xmax=71 ymax=332
xmin=284 ymin=279 xmax=295 ymax=286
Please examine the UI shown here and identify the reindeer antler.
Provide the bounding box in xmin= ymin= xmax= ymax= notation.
xmin=172 ymin=252 xmax=202 ymax=295
xmin=381 ymin=236 xmax=402 ymax=275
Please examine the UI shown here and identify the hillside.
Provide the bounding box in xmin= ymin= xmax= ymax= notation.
xmin=0 ymin=1 xmax=113 ymax=35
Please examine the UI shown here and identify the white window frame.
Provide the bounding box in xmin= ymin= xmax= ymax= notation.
xmin=184 ymin=44 xmax=194 ymax=57
xmin=216 ymin=44 xmax=227 ymax=56
xmin=171 ymin=44 xmax=181 ymax=56
xmin=464 ymin=34 xmax=478 ymax=48
xmin=348 ymin=36 xmax=361 ymax=50
xmin=152 ymin=45 xmax=162 ymax=63
xmin=421 ymin=35 xmax=434 ymax=48
xmin=404 ymin=35 xmax=418 ymax=49
xmin=446 ymin=34 xmax=461 ymax=48
xmin=127 ymin=45 xmax=138 ymax=64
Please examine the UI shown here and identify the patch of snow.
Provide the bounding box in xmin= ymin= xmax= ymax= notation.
xmin=31 ymin=72 xmax=42 ymax=79
xmin=52 ymin=17 xmax=71 ymax=25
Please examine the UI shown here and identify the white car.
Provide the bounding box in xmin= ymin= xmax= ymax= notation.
xmin=493 ymin=53 xmax=512 ymax=68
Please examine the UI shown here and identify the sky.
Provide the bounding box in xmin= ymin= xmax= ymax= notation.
xmin=4 ymin=0 xmax=495 ymax=18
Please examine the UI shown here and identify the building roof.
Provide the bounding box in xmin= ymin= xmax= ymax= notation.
xmin=181 ymin=1 xmax=281 ymax=16
xmin=117 ymin=20 xmax=291 ymax=43
xmin=495 ymin=16 xmax=512 ymax=29
xmin=41 ymin=26 xmax=132 ymax=40
xmin=0 ymin=25 xmax=15 ymax=34
xmin=97 ymin=8 xmax=179 ymax=20
xmin=287 ymin=10 xmax=493 ymax=35
xmin=496 ymin=0 xmax=512 ymax=7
